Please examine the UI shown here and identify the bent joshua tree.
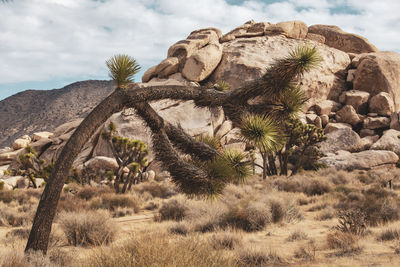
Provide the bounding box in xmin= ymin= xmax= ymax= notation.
xmin=25 ymin=46 xmax=322 ymax=253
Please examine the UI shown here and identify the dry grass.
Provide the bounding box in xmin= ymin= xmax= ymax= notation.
xmin=293 ymin=240 xmax=316 ymax=261
xmin=237 ymin=248 xmax=286 ymax=266
xmin=377 ymin=228 xmax=400 ymax=241
xmin=210 ymin=231 xmax=242 ymax=250
xmin=326 ymin=231 xmax=362 ymax=256
xmin=89 ymin=193 xmax=140 ymax=215
xmin=58 ymin=210 xmax=116 ymax=246
xmin=155 ymin=196 xmax=189 ymax=222
xmin=134 ymin=180 xmax=177 ymax=199
xmin=286 ymin=229 xmax=308 ymax=242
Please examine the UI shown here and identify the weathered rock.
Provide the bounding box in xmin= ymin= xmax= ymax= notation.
xmin=210 ymin=107 xmax=225 ymax=132
xmin=146 ymin=170 xmax=156 ymax=181
xmin=346 ymin=69 xmax=357 ymax=83
xmin=360 ymin=135 xmax=379 ymax=150
xmin=360 ymin=128 xmax=376 ymax=138
xmin=210 ymin=35 xmax=350 ymax=106
xmin=370 ymin=129 xmax=400 ymax=155
xmin=215 ymin=120 xmax=233 ymax=137
xmin=265 ymin=20 xmax=308 ymax=39
xmin=154 ymin=57 xmax=179 ymax=78
xmin=146 ymin=73 xmax=191 ymax=87
xmin=390 ymin=112 xmax=400 ymax=131
xmin=142 ymin=65 xmax=157 ymax=83
xmin=336 ymin=105 xmax=361 ymax=126
xmin=182 ymin=43 xmax=222 ymax=82
xmin=2 ymin=176 xmax=24 ymax=189
xmin=319 ymin=150 xmax=398 ymax=171
xmin=314 ymin=100 xmax=341 ymax=116
xmin=84 ymin=156 xmax=119 ymax=171
xmin=321 ymin=114 xmax=329 ymax=127
xmin=353 ymin=52 xmax=400 ymax=110
xmin=320 ymin=127 xmax=362 ymax=153
xmin=305 ymin=33 xmax=325 ymax=44
xmin=12 ymin=138 xmax=30 ymax=150
xmin=340 ymin=90 xmax=370 ymax=114
xmin=222 ymin=128 xmax=242 ymax=145
xmin=32 ymin=132 xmax=53 ymax=142
xmin=369 ymin=92 xmax=395 ymax=116
xmin=308 ymin=24 xmax=378 ymax=54
xmin=0 ymin=148 xmax=24 ymax=166
xmin=247 ymin=22 xmax=271 ymax=33
xmin=324 ymin=123 xmax=352 ymax=134
xmin=363 ymin=117 xmax=390 ymax=129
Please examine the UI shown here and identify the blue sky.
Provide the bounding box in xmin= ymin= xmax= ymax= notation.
xmin=0 ymin=0 xmax=399 ymax=100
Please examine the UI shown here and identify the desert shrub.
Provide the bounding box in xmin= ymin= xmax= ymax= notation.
xmin=286 ymin=230 xmax=308 ymax=242
xmin=377 ymin=228 xmax=400 ymax=241
xmin=328 ymin=170 xmax=350 ymax=185
xmin=307 ymin=203 xmax=328 ymax=212
xmin=0 ymin=250 xmax=53 ymax=267
xmin=169 ymin=222 xmax=190 ymax=236
xmin=269 ymin=199 xmax=285 ymax=223
xmin=304 ymin=178 xmax=332 ymax=196
xmin=80 ymin=232 xmax=235 ymax=267
xmin=211 ymin=232 xmax=242 ymax=250
xmin=274 ymin=176 xmax=332 ymax=196
xmin=89 ymin=193 xmax=140 ymax=213
xmin=134 ymin=181 xmax=176 ymax=199
xmin=156 ymin=197 xmax=189 ymax=222
xmin=76 ymin=186 xmax=112 ymax=200
xmin=0 ymin=189 xmax=40 ymax=205
xmin=221 ymin=201 xmax=272 ymax=232
xmin=316 ymin=208 xmax=335 ymax=221
xmin=238 ymin=248 xmax=285 ymax=266
xmin=0 ymin=205 xmax=32 ymax=227
xmin=57 ymin=193 xmax=88 ymax=212
xmin=59 ymin=210 xmax=116 ymax=246
xmin=6 ymin=227 xmax=30 ymax=239
xmin=293 ymin=240 xmax=316 ymax=261
xmin=326 ymin=231 xmax=362 ymax=256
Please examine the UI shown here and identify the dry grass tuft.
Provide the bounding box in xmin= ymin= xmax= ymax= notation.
xmin=89 ymin=193 xmax=140 ymax=214
xmin=210 ymin=232 xmax=242 ymax=250
xmin=286 ymin=229 xmax=308 ymax=242
xmin=169 ymin=222 xmax=190 ymax=236
xmin=294 ymin=240 xmax=316 ymax=261
xmin=134 ymin=181 xmax=177 ymax=199
xmin=238 ymin=248 xmax=286 ymax=266
xmin=59 ymin=210 xmax=116 ymax=246
xmin=326 ymin=231 xmax=362 ymax=256
xmin=155 ymin=197 xmax=188 ymax=222
xmin=377 ymin=228 xmax=400 ymax=241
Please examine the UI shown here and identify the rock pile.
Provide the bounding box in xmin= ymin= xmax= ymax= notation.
xmin=1 ymin=20 xmax=400 ymax=186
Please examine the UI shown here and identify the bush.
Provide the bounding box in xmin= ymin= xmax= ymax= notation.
xmin=293 ymin=241 xmax=316 ymax=261
xmin=76 ymin=186 xmax=112 ymax=200
xmin=169 ymin=222 xmax=190 ymax=236
xmin=286 ymin=230 xmax=308 ymax=242
xmin=238 ymin=248 xmax=285 ymax=266
xmin=89 ymin=193 xmax=140 ymax=213
xmin=377 ymin=228 xmax=400 ymax=241
xmin=134 ymin=181 xmax=176 ymax=199
xmin=211 ymin=232 xmax=242 ymax=250
xmin=156 ymin=197 xmax=188 ymax=222
xmin=59 ymin=210 xmax=116 ymax=246
xmin=274 ymin=176 xmax=332 ymax=196
xmin=326 ymin=231 xmax=362 ymax=256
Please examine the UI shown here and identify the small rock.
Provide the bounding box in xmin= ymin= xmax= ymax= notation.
xmin=390 ymin=112 xmax=400 ymax=131
xmin=336 ymin=105 xmax=361 ymax=126
xmin=314 ymin=100 xmax=341 ymax=116
xmin=321 ymin=114 xmax=329 ymax=127
xmin=215 ymin=120 xmax=233 ymax=137
xmin=360 ymin=135 xmax=379 ymax=150
xmin=32 ymin=132 xmax=53 ymax=142
xmin=342 ymin=90 xmax=370 ymax=114
xmin=324 ymin=122 xmax=352 ymax=134
xmin=370 ymin=129 xmax=400 ymax=155
xmin=320 ymin=127 xmax=363 ymax=154
xmin=346 ymin=69 xmax=357 ymax=83
xmin=12 ymin=138 xmax=30 ymax=150
xmin=363 ymin=117 xmax=390 ymax=129
xmin=360 ymin=128 xmax=376 ymax=138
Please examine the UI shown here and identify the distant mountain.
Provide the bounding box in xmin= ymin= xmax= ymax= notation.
xmin=0 ymin=80 xmax=115 ymax=147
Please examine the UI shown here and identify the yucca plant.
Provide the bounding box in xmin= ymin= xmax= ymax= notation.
xmin=240 ymin=114 xmax=282 ymax=179
xmin=106 ymin=54 xmax=141 ymax=88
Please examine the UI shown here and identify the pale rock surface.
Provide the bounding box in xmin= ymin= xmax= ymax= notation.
xmin=222 ymin=128 xmax=242 ymax=145
xmin=363 ymin=117 xmax=390 ymax=130
xmin=215 ymin=120 xmax=233 ymax=137
xmin=360 ymin=135 xmax=379 ymax=150
xmin=305 ymin=33 xmax=325 ymax=44
xmin=319 ymin=150 xmax=398 ymax=171
xmin=341 ymin=90 xmax=370 ymax=114
xmin=320 ymin=127 xmax=362 ymax=153
xmin=321 ymin=114 xmax=329 ymax=127
xmin=324 ymin=123 xmax=352 ymax=134
xmin=0 ymin=148 xmax=24 ymax=166
xmin=12 ymin=138 xmax=30 ymax=150
xmin=370 ymin=129 xmax=400 ymax=155
xmin=210 ymin=35 xmax=350 ymax=107
xmin=308 ymin=24 xmax=378 ymax=54
xmin=154 ymin=57 xmax=179 ymax=78
xmin=142 ymin=65 xmax=157 ymax=83
xmin=346 ymin=69 xmax=357 ymax=83
xmin=369 ymin=92 xmax=395 ymax=116
xmin=265 ymin=20 xmax=308 ymax=39
xmin=84 ymin=156 xmax=119 ymax=171
xmin=336 ymin=105 xmax=361 ymax=126
xmin=32 ymin=132 xmax=53 ymax=142
xmin=353 ymin=52 xmax=400 ymax=110
xmin=390 ymin=112 xmax=400 ymax=131
xmin=360 ymin=128 xmax=376 ymax=138
xmin=314 ymin=100 xmax=341 ymax=116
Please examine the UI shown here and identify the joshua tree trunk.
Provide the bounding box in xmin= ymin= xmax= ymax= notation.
xmin=26 ymin=47 xmax=320 ymax=254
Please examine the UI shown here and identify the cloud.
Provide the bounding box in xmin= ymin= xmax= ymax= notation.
xmin=0 ymin=0 xmax=399 ymax=99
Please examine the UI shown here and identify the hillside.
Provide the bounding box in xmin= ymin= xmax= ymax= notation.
xmin=0 ymin=80 xmax=115 ymax=147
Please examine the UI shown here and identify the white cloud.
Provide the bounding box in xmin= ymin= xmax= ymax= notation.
xmin=0 ymin=0 xmax=399 ymax=98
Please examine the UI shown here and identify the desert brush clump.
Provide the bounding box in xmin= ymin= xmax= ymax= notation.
xmin=58 ymin=210 xmax=116 ymax=246
xmin=326 ymin=231 xmax=362 ymax=256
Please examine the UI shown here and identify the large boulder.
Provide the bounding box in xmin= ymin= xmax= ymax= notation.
xmin=84 ymin=156 xmax=119 ymax=171
xmin=182 ymin=43 xmax=223 ymax=82
xmin=369 ymin=92 xmax=395 ymax=116
xmin=319 ymin=150 xmax=398 ymax=171
xmin=0 ymin=148 xmax=24 ymax=166
xmin=340 ymin=90 xmax=370 ymax=114
xmin=370 ymin=129 xmax=400 ymax=155
xmin=12 ymin=138 xmax=30 ymax=150
xmin=335 ymin=105 xmax=361 ymax=126
xmin=210 ymin=35 xmax=350 ymax=107
xmin=265 ymin=20 xmax=308 ymax=39
xmin=320 ymin=127 xmax=362 ymax=154
xmin=353 ymin=52 xmax=400 ymax=110
xmin=308 ymin=24 xmax=378 ymax=54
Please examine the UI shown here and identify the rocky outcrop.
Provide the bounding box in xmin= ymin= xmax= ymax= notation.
xmin=339 ymin=90 xmax=370 ymax=114
xmin=265 ymin=20 xmax=308 ymax=39
xmin=320 ymin=128 xmax=362 ymax=154
xmin=308 ymin=24 xmax=378 ymax=54
xmin=320 ymin=150 xmax=398 ymax=171
xmin=353 ymin=52 xmax=400 ymax=110
xmin=369 ymin=92 xmax=395 ymax=116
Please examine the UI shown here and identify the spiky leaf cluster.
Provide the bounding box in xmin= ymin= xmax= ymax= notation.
xmin=106 ymin=54 xmax=140 ymax=88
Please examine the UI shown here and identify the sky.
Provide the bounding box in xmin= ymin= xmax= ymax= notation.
xmin=0 ymin=0 xmax=399 ymax=101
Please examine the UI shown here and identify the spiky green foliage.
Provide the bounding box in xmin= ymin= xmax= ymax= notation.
xmin=195 ymin=134 xmax=222 ymax=151
xmin=16 ymin=146 xmax=53 ymax=188
xmin=222 ymin=149 xmax=252 ymax=184
xmin=101 ymin=123 xmax=149 ymax=193
xmin=240 ymin=114 xmax=282 ymax=153
xmin=106 ymin=54 xmax=140 ymax=88
xmin=214 ymin=80 xmax=231 ymax=92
